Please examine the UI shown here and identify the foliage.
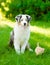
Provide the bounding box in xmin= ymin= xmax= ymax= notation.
xmin=0 ymin=0 xmax=50 ymax=21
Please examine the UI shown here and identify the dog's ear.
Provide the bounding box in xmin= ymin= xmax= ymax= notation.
xmin=15 ymin=14 xmax=22 ymax=22
xmin=26 ymin=15 xmax=31 ymax=22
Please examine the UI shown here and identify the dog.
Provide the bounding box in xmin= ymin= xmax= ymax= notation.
xmin=9 ymin=14 xmax=33 ymax=54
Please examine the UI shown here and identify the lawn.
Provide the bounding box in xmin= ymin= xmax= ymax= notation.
xmin=0 ymin=18 xmax=50 ymax=65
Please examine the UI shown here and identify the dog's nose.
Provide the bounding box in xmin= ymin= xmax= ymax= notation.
xmin=24 ymin=23 xmax=26 ymax=26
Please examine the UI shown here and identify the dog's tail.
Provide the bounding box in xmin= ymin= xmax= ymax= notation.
xmin=26 ymin=43 xmax=33 ymax=52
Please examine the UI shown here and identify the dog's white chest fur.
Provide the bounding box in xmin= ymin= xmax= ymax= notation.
xmin=14 ymin=24 xmax=30 ymax=43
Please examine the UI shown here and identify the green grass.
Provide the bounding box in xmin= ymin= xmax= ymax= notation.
xmin=0 ymin=19 xmax=50 ymax=65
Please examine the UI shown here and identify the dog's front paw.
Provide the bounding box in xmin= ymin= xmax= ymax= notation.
xmin=16 ymin=50 xmax=20 ymax=54
xmin=21 ymin=51 xmax=24 ymax=54
xmin=21 ymin=50 xmax=25 ymax=54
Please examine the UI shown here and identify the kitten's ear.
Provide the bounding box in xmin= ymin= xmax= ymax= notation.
xmin=15 ymin=14 xmax=22 ymax=22
xmin=26 ymin=15 xmax=31 ymax=22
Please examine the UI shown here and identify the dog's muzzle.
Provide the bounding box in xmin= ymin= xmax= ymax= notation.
xmin=24 ymin=23 xmax=26 ymax=26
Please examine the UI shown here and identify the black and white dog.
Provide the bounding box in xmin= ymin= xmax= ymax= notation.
xmin=9 ymin=14 xmax=33 ymax=54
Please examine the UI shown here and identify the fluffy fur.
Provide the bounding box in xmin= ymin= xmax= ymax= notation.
xmin=35 ymin=42 xmax=45 ymax=55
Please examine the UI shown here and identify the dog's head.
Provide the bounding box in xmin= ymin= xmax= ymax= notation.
xmin=15 ymin=14 xmax=31 ymax=27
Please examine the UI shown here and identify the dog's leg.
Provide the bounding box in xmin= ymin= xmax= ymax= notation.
xmin=21 ymin=41 xmax=28 ymax=54
xmin=14 ymin=40 xmax=20 ymax=54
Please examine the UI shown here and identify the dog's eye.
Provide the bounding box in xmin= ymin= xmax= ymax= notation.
xmin=26 ymin=19 xmax=29 ymax=22
xmin=16 ymin=18 xmax=18 ymax=20
xmin=21 ymin=19 xmax=23 ymax=21
xmin=27 ymin=20 xmax=29 ymax=22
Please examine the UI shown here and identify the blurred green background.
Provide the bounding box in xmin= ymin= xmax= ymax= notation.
xmin=0 ymin=0 xmax=50 ymax=21
xmin=0 ymin=1 xmax=50 ymax=65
